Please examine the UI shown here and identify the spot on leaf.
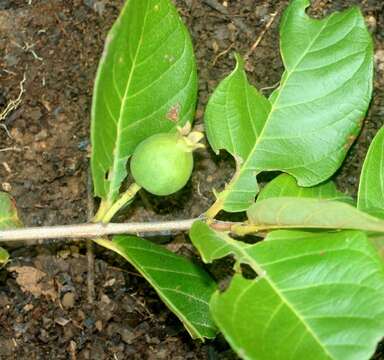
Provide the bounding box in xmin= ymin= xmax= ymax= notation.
xmin=166 ymin=103 xmax=181 ymax=122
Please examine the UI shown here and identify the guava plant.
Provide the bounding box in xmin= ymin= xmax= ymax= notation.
xmin=1 ymin=0 xmax=384 ymax=359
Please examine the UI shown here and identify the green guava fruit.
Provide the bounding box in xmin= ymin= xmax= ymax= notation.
xmin=130 ymin=133 xmax=194 ymax=196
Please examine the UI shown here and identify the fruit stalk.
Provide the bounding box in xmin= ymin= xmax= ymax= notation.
xmin=100 ymin=183 xmax=142 ymax=223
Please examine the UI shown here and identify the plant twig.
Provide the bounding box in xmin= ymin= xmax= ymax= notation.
xmin=0 ymin=146 xmax=23 ymax=153
xmin=202 ymin=0 xmax=225 ymax=13
xmin=0 ymin=73 xmax=26 ymax=122
xmin=205 ymin=197 xmax=224 ymax=220
xmin=86 ymin=168 xmax=95 ymax=304
xmin=202 ymin=0 xmax=252 ymax=35
xmin=101 ymin=183 xmax=141 ymax=223
xmin=212 ymin=43 xmax=234 ymax=66
xmin=245 ymin=8 xmax=279 ymax=60
xmin=93 ymin=184 xmax=141 ymax=223
xmin=0 ymin=219 xmax=238 ymax=243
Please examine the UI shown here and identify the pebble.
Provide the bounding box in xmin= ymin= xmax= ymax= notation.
xmin=100 ymin=294 xmax=111 ymax=304
xmin=55 ymin=317 xmax=71 ymax=327
xmin=84 ymin=317 xmax=95 ymax=329
xmin=62 ymin=292 xmax=75 ymax=309
xmin=95 ymin=320 xmax=103 ymax=332
xmin=1 ymin=182 xmax=11 ymax=192
xmin=375 ymin=50 xmax=384 ymax=72
xmin=366 ymin=15 xmax=377 ymax=33
xmin=103 ymin=278 xmax=116 ymax=287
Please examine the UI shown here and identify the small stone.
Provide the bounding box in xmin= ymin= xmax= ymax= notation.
xmin=365 ymin=15 xmax=377 ymax=33
xmin=100 ymin=294 xmax=111 ymax=304
xmin=77 ymin=139 xmax=89 ymax=151
xmin=69 ymin=341 xmax=76 ymax=356
xmin=35 ymin=129 xmax=48 ymax=141
xmin=62 ymin=292 xmax=75 ymax=309
xmin=84 ymin=317 xmax=95 ymax=329
xmin=23 ymin=303 xmax=34 ymax=312
xmin=95 ymin=320 xmax=103 ymax=332
xmin=375 ymin=50 xmax=384 ymax=73
xmin=77 ymin=309 xmax=86 ymax=320
xmin=103 ymin=278 xmax=116 ymax=287
xmin=55 ymin=317 xmax=71 ymax=327
xmin=1 ymin=183 xmax=11 ymax=192
xmin=74 ymin=274 xmax=83 ymax=284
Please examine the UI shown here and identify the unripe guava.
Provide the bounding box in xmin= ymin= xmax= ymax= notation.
xmin=130 ymin=133 xmax=194 ymax=196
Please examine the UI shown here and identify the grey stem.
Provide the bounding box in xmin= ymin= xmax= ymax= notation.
xmin=0 ymin=219 xmax=235 ymax=243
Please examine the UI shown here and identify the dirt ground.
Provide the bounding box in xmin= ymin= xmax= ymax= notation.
xmin=0 ymin=0 xmax=383 ymax=359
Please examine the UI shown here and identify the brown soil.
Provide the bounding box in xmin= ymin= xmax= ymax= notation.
xmin=0 ymin=0 xmax=383 ymax=359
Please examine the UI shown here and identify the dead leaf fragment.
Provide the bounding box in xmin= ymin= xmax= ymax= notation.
xmin=8 ymin=266 xmax=57 ymax=300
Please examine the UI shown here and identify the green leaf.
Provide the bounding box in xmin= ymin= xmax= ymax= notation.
xmin=0 ymin=192 xmax=22 ymax=266
xmin=0 ymin=192 xmax=22 ymax=230
xmin=358 ymin=127 xmax=384 ymax=218
xmin=205 ymin=53 xmax=271 ymax=162
xmin=190 ymin=221 xmax=384 ymax=360
xmin=205 ymin=0 xmax=373 ymax=212
xmin=369 ymin=235 xmax=384 ymax=260
xmin=204 ymin=53 xmax=270 ymax=212
xmin=247 ymin=197 xmax=384 ymax=233
xmin=91 ymin=0 xmax=197 ymax=206
xmin=95 ymin=236 xmax=217 ymax=340
xmin=0 ymin=247 xmax=9 ymax=265
xmin=258 ymin=173 xmax=352 ymax=203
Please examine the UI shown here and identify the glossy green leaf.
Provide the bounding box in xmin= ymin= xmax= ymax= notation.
xmin=247 ymin=197 xmax=384 ymax=232
xmin=91 ymin=0 xmax=197 ymax=206
xmin=0 ymin=192 xmax=22 ymax=230
xmin=0 ymin=247 xmax=9 ymax=265
xmin=358 ymin=127 xmax=384 ymax=218
xmin=369 ymin=235 xmax=384 ymax=260
xmin=95 ymin=236 xmax=217 ymax=340
xmin=205 ymin=0 xmax=373 ymax=212
xmin=204 ymin=53 xmax=270 ymax=211
xmin=205 ymin=53 xmax=271 ymax=163
xmin=258 ymin=173 xmax=352 ymax=203
xmin=0 ymin=193 xmax=21 ymax=266
xmin=190 ymin=221 xmax=384 ymax=360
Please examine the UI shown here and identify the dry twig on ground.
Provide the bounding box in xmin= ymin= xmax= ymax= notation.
xmin=0 ymin=73 xmax=26 ymax=123
xmin=202 ymin=0 xmax=252 ymax=35
xmin=245 ymin=8 xmax=280 ymax=60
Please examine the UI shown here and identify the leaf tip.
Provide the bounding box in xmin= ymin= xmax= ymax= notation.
xmin=233 ymin=52 xmax=244 ymax=68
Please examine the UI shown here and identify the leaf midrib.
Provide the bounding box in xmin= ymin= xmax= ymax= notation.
xmin=222 ymin=16 xmax=332 ymax=206
xmin=250 ymin=198 xmax=384 ymax=232
xmin=230 ymin=238 xmax=334 ymax=360
xmin=106 ymin=0 xmax=151 ymax=205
